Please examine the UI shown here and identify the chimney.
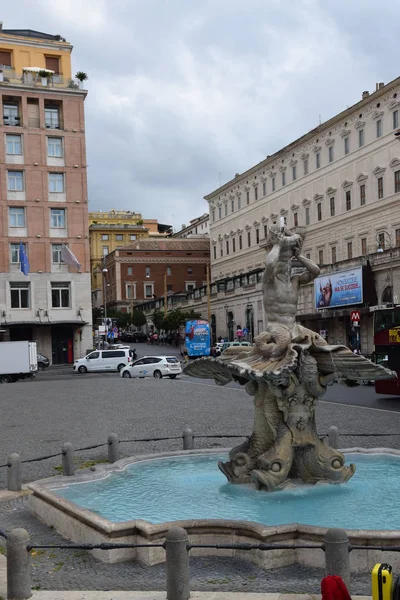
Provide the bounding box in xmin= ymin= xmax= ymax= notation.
xmin=379 ymin=82 xmax=385 ymax=90
xmin=362 ymin=91 xmax=369 ymax=100
xmin=0 ymin=22 xmax=3 ymax=31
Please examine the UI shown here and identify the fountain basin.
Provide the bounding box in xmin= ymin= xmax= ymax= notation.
xmin=28 ymin=448 xmax=400 ymax=571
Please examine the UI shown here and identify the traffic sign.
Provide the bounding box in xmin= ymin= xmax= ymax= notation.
xmin=350 ymin=310 xmax=361 ymax=323
xmin=242 ymin=327 xmax=249 ymax=335
xmin=113 ymin=327 xmax=118 ymax=334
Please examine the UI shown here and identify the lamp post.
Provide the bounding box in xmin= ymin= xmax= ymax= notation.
xmin=224 ymin=304 xmax=229 ymax=340
xmin=246 ymin=303 xmax=253 ymax=344
xmin=376 ymin=231 xmax=395 ymax=304
xmin=102 ymin=268 xmax=108 ymax=346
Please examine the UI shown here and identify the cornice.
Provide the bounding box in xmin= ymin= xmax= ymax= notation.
xmin=291 ymin=204 xmax=299 ymax=211
xmin=326 ymin=186 xmax=337 ymax=196
xmin=269 ymin=171 xmax=276 ymax=178
xmin=302 ymin=198 xmax=311 ymax=207
xmin=340 ymin=129 xmax=351 ymax=138
xmin=356 ymin=172 xmax=368 ymax=183
xmin=300 ymin=152 xmax=309 ymax=160
xmin=279 ymin=208 xmax=288 ymax=216
xmin=373 ymin=166 xmax=386 ymax=177
xmin=261 ymin=215 xmax=269 ymax=222
xmin=270 ymin=212 xmax=278 ymax=219
xmin=341 ymin=179 xmax=354 ymax=188
xmin=389 ymin=158 xmax=400 ymax=169
xmin=372 ymin=110 xmax=384 ymax=120
xmin=325 ymin=138 xmax=335 ymax=147
xmin=279 ymin=165 xmax=286 ymax=173
xmin=117 ymin=257 xmax=209 ymax=264
xmin=245 ymin=223 xmax=252 ymax=230
xmin=354 ymin=120 xmax=366 ymax=130
xmin=253 ymin=220 xmax=260 ymax=227
xmin=289 ymin=159 xmax=297 ymax=166
xmin=312 ymin=145 xmax=321 ymax=154
xmin=389 ymin=99 xmax=400 ymax=110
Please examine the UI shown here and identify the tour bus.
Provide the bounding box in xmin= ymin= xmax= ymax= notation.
xmin=373 ymin=306 xmax=400 ymax=395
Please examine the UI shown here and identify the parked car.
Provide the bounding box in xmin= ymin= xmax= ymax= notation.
xmin=37 ymin=352 xmax=50 ymax=371
xmin=121 ymin=332 xmax=148 ymax=343
xmin=120 ymin=356 xmax=182 ymax=379
xmin=73 ymin=348 xmax=134 ymax=373
xmin=221 ymin=341 xmax=252 ymax=352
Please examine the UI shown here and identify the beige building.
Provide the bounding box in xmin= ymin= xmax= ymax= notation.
xmin=205 ymin=79 xmax=400 ymax=351
xmin=0 ymin=26 xmax=92 ymax=363
xmin=171 ymin=213 xmax=209 ymax=238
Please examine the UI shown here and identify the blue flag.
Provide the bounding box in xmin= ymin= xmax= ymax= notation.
xmin=20 ymin=242 xmax=29 ymax=276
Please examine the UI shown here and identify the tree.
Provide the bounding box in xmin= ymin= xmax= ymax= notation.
xmin=152 ymin=309 xmax=165 ymax=331
xmin=131 ymin=310 xmax=147 ymax=327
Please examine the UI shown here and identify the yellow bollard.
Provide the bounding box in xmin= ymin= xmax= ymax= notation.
xmin=372 ymin=564 xmax=392 ymax=600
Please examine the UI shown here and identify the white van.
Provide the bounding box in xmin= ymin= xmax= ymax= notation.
xmin=73 ymin=349 xmax=133 ymax=373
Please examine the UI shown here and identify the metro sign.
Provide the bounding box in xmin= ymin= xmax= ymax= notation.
xmin=350 ymin=310 xmax=361 ymax=323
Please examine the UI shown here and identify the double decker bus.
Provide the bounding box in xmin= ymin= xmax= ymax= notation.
xmin=374 ymin=306 xmax=400 ymax=395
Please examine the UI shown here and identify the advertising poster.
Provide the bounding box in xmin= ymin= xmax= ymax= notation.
xmin=314 ymin=267 xmax=363 ymax=309
xmin=185 ymin=320 xmax=211 ymax=357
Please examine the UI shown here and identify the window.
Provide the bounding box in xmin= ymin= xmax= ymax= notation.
xmin=376 ymin=119 xmax=382 ymax=138
xmin=361 ymin=238 xmax=367 ymax=255
xmin=344 ymin=137 xmax=349 ymax=155
xmin=166 ymin=266 xmax=172 ymax=276
xmin=304 ymin=159 xmax=309 ymax=175
xmin=292 ymin=165 xmax=296 ymax=181
xmin=49 ymin=173 xmax=64 ymax=193
xmin=188 ymin=267 xmax=193 ymax=274
xmin=45 ymin=56 xmax=60 ymax=73
xmin=246 ymin=191 xmax=250 ymax=204
xmin=305 ymin=207 xmax=310 ymax=225
xmin=127 ymin=267 xmax=133 ymax=275
xmin=316 ymin=153 xmax=321 ymax=169
xmin=393 ymin=111 xmax=399 ymax=130
xmin=10 ymin=282 xmax=30 ymax=309
xmin=331 ymin=247 xmax=337 ymax=263
xmin=213 ymin=246 xmax=216 ymax=260
xmin=239 ymin=235 xmax=242 ymax=250
xmin=328 ymin=146 xmax=334 ymax=163
xmin=186 ymin=283 xmax=195 ymax=292
xmin=254 ymin=186 xmax=258 ymax=201
xmin=318 ymin=250 xmax=324 ymax=265
xmin=282 ymin=171 xmax=286 ymax=186
xmin=237 ymin=196 xmax=241 ymax=209
xmin=126 ymin=283 xmax=136 ymax=299
xmin=6 ymin=134 xmax=22 ymax=155
xmin=377 ymin=231 xmax=385 ymax=250
xmin=10 ymin=243 xmax=27 ymax=263
xmin=226 ymin=240 xmax=229 ymax=255
xmin=231 ymin=199 xmax=234 ymax=212
xmin=378 ymin=177 xmax=384 ymax=199
xmin=45 ymin=106 xmax=60 ymax=129
xmin=360 ymin=184 xmax=366 ymax=206
xmin=9 ymin=207 xmax=25 ymax=227
xmin=0 ymin=51 xmax=12 ymax=67
xmin=48 ymin=137 xmax=63 ymax=157
xmin=330 ymin=197 xmax=335 ymax=216
xmin=359 ymin=129 xmax=364 ymax=147
xmin=116 ymin=234 xmax=123 ymax=241
xmin=395 ymin=170 xmax=400 ymax=193
xmin=264 ymin=224 xmax=268 ymax=238
xmin=212 ymin=209 xmax=215 ymax=222
xmin=144 ymin=284 xmax=153 ymax=298
xmin=51 ymin=282 xmax=70 ymax=308
xmin=346 ymin=190 xmax=351 ymax=211
xmin=347 ymin=241 xmax=353 ymax=259
xmin=7 ymin=170 xmax=24 ymax=191
xmin=247 ymin=231 xmax=251 ymax=247
xmin=396 ymin=228 xmax=400 ymax=247
xmin=272 ymin=177 xmax=276 ymax=192
xmin=256 ymin=229 xmax=260 ymax=244
xmin=224 ymin=203 xmax=227 ymax=217
xmin=232 ymin=238 xmax=236 ymax=252
xmin=220 ymin=244 xmax=223 ymax=258
xmin=50 ymin=208 xmax=65 ymax=228
xmin=218 ymin=206 xmax=222 ymax=219
xmin=294 ymin=212 xmax=298 ymax=227
xmin=102 ymin=246 xmax=109 ymax=256
xmin=130 ymin=234 xmax=136 ymax=241
xmin=52 ymin=244 xmax=64 ymax=263
xmin=262 ymin=182 xmax=266 ymax=196
xmin=3 ymin=104 xmax=20 ymax=127
xmin=317 ymin=202 xmax=322 ymax=221
xmin=145 ymin=266 xmax=151 ymax=277
xmin=101 ymin=234 xmax=109 ymax=240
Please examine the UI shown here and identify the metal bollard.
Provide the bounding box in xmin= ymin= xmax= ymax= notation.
xmin=328 ymin=425 xmax=339 ymax=449
xmin=324 ymin=528 xmax=350 ymax=590
xmin=7 ymin=452 xmax=22 ymax=492
xmin=182 ymin=427 xmax=194 ymax=450
xmin=108 ymin=433 xmax=120 ymax=463
xmin=7 ymin=528 xmax=32 ymax=600
xmin=166 ymin=526 xmax=190 ymax=600
xmin=62 ymin=442 xmax=75 ymax=476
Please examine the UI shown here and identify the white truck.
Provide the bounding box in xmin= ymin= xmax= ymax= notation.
xmin=0 ymin=341 xmax=38 ymax=383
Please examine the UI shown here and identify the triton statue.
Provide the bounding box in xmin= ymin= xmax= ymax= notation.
xmin=184 ymin=224 xmax=396 ymax=491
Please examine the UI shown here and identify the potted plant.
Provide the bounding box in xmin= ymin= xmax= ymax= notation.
xmin=75 ymin=71 xmax=88 ymax=89
xmin=38 ymin=69 xmax=51 ymax=86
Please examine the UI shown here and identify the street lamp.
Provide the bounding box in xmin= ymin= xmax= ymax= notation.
xmin=376 ymin=231 xmax=394 ymax=304
xmin=224 ymin=304 xmax=229 ymax=340
xmin=246 ymin=303 xmax=254 ymax=343
xmin=102 ymin=268 xmax=108 ymax=344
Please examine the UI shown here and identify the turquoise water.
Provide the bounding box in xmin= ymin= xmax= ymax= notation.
xmin=56 ymin=453 xmax=400 ymax=529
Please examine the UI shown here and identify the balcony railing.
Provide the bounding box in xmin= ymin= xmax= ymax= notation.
xmin=0 ymin=69 xmax=83 ymax=91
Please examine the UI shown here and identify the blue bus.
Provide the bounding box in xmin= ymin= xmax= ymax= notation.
xmin=185 ymin=320 xmax=211 ymax=358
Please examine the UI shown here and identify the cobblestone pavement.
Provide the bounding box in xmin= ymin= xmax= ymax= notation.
xmin=0 ymin=374 xmax=399 ymax=592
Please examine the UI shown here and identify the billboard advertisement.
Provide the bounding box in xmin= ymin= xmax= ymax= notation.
xmin=185 ymin=320 xmax=211 ymax=357
xmin=314 ymin=267 xmax=363 ymax=309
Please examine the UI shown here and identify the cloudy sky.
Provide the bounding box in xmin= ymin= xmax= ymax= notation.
xmin=2 ymin=1 xmax=399 ymax=229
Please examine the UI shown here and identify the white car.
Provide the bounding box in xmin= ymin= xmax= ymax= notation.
xmin=120 ymin=356 xmax=182 ymax=379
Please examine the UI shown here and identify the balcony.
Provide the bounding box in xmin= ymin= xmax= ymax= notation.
xmin=0 ymin=68 xmax=84 ymax=92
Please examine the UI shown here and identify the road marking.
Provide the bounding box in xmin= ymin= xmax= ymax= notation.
xmin=320 ymin=400 xmax=400 ymax=415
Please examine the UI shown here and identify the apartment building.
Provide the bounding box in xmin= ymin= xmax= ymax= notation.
xmin=205 ymin=79 xmax=400 ymax=351
xmin=0 ymin=26 xmax=92 ymax=363
xmin=171 ymin=213 xmax=209 ymax=238
xmin=89 ymin=209 xmax=172 ymax=307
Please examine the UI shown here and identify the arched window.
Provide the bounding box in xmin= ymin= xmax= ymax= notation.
xmin=382 ymin=286 xmax=393 ymax=304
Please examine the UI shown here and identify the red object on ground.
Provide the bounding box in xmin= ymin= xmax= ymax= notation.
xmin=321 ymin=575 xmax=352 ymax=600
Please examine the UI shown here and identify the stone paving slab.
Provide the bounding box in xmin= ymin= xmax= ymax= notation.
xmin=29 ymin=593 xmax=371 ymax=599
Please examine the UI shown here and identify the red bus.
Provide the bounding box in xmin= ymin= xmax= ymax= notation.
xmin=374 ymin=307 xmax=400 ymax=395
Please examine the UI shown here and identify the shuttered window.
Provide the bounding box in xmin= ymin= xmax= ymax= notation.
xmin=0 ymin=51 xmax=12 ymax=66
xmin=45 ymin=56 xmax=60 ymax=73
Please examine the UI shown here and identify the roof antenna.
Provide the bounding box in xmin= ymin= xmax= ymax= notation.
xmin=319 ymin=114 xmax=322 ymax=125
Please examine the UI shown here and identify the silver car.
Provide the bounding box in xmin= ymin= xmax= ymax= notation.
xmin=120 ymin=356 xmax=182 ymax=379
